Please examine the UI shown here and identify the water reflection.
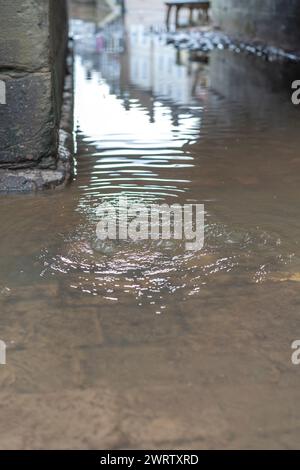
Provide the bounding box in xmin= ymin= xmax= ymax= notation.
xmin=73 ymin=20 xmax=206 ymax=207
xmin=1 ymin=6 xmax=300 ymax=449
xmin=38 ymin=18 xmax=299 ymax=305
xmin=0 ymin=16 xmax=300 ymax=319
xmin=128 ymin=26 xmax=209 ymax=104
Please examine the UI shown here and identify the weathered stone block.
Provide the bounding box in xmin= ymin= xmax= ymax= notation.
xmin=0 ymin=73 xmax=57 ymax=169
xmin=0 ymin=0 xmax=72 ymax=191
xmin=0 ymin=0 xmax=50 ymax=71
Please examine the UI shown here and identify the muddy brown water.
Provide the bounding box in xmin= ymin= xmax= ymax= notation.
xmin=0 ymin=16 xmax=300 ymax=449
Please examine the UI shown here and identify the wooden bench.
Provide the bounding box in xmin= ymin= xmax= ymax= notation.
xmin=165 ymin=0 xmax=210 ymax=29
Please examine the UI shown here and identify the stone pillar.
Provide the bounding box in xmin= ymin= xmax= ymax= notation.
xmin=0 ymin=0 xmax=72 ymax=191
xmin=212 ymin=0 xmax=300 ymax=52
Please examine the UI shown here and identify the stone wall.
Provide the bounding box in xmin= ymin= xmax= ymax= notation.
xmin=0 ymin=0 xmax=72 ymax=191
xmin=212 ymin=0 xmax=300 ymax=51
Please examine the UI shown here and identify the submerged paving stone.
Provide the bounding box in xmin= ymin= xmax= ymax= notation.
xmin=97 ymin=306 xmax=185 ymax=346
xmin=0 ymin=347 xmax=81 ymax=394
xmin=0 ymin=305 xmax=104 ymax=350
xmin=0 ymin=388 xmax=120 ymax=450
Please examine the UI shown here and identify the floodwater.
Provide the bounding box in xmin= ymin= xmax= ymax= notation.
xmin=1 ymin=9 xmax=300 ymax=450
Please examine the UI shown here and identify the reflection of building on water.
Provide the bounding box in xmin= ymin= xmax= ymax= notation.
xmin=71 ymin=16 xmax=125 ymax=54
xmin=70 ymin=0 xmax=125 ymax=82
xmin=129 ymin=26 xmax=209 ymax=104
xmin=96 ymin=20 xmax=125 ymax=54
xmin=70 ymin=0 xmax=123 ymax=24
xmin=72 ymin=19 xmax=207 ymax=206
xmin=70 ymin=16 xmax=125 ymax=93
xmin=71 ymin=5 xmax=210 ymax=106
xmin=72 ymin=17 xmax=300 ymax=211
